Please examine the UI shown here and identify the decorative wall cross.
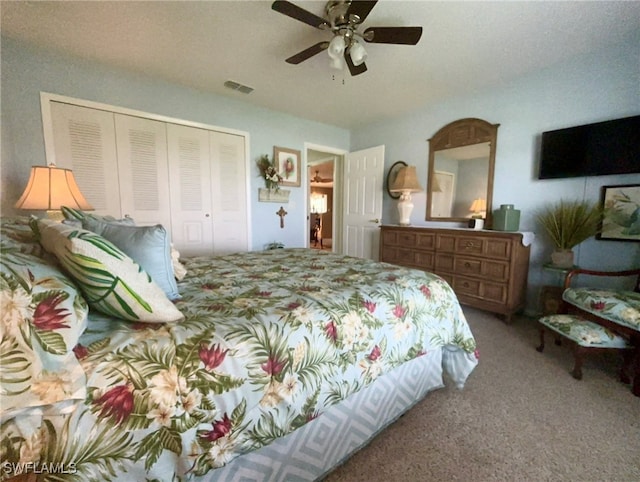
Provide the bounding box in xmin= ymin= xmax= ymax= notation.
xmin=276 ymin=206 xmax=287 ymax=228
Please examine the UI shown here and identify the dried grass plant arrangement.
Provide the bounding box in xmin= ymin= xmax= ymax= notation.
xmin=536 ymin=199 xmax=602 ymax=267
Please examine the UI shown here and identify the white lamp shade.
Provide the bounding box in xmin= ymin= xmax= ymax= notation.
xmin=15 ymin=165 xmax=93 ymax=211
xmin=350 ymin=40 xmax=367 ymax=66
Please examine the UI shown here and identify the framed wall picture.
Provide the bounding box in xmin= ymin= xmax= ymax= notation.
xmin=274 ymin=146 xmax=301 ymax=187
xmin=597 ymin=183 xmax=640 ymax=241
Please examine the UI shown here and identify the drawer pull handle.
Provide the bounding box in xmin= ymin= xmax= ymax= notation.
xmin=465 ymin=242 xmax=474 ymax=249
xmin=464 ymin=262 xmax=471 ymax=268
xmin=463 ymin=282 xmax=470 ymax=288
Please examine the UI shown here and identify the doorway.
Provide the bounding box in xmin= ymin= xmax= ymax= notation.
xmin=307 ymin=149 xmax=340 ymax=251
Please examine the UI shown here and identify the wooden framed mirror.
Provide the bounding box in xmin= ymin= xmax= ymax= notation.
xmin=426 ymin=118 xmax=499 ymax=225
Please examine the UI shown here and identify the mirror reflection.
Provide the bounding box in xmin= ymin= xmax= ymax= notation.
xmin=426 ymin=118 xmax=498 ymax=224
xmin=431 ymin=142 xmax=490 ymax=218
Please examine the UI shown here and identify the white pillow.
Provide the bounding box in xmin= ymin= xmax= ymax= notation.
xmin=35 ymin=219 xmax=184 ymax=323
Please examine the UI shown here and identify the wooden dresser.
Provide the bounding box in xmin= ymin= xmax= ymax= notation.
xmin=380 ymin=226 xmax=531 ymax=321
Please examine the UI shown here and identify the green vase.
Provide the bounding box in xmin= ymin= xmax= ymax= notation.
xmin=493 ymin=204 xmax=520 ymax=231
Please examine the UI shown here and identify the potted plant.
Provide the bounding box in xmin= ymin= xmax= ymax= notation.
xmin=536 ymin=199 xmax=602 ymax=268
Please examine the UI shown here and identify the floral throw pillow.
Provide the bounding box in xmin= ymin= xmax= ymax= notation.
xmin=0 ymin=238 xmax=88 ymax=417
xmin=34 ymin=219 xmax=184 ymax=323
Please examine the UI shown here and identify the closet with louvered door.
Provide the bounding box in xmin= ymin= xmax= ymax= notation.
xmin=47 ymin=99 xmax=249 ymax=255
xmin=209 ymin=131 xmax=248 ymax=255
xmin=166 ymin=123 xmax=214 ymax=256
xmin=165 ymin=125 xmax=248 ymax=256
xmin=49 ymin=102 xmax=122 ymax=217
xmin=113 ymin=114 xmax=172 ymax=230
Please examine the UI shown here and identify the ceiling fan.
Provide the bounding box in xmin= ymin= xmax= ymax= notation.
xmin=311 ymin=170 xmax=333 ymax=183
xmin=272 ymin=0 xmax=423 ymax=76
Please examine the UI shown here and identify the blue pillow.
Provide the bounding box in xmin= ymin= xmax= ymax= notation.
xmin=80 ymin=218 xmax=181 ymax=300
xmin=61 ymin=206 xmax=136 ymax=225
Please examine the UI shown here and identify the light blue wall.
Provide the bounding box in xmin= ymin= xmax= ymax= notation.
xmin=351 ymin=36 xmax=640 ymax=314
xmin=0 ymin=38 xmax=350 ymax=250
xmin=2 ymin=36 xmax=639 ymax=315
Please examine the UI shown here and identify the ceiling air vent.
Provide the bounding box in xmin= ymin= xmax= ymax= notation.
xmin=224 ymin=80 xmax=254 ymax=94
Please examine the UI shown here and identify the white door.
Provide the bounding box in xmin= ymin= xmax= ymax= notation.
xmin=49 ymin=102 xmax=122 ymax=217
xmin=209 ymin=131 xmax=248 ymax=254
xmin=166 ymin=123 xmax=214 ymax=256
xmin=114 ymin=114 xmax=172 ymax=228
xmin=342 ymin=145 xmax=385 ymax=260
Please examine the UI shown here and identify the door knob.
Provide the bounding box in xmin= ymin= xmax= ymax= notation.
xmin=369 ymin=218 xmax=380 ymax=223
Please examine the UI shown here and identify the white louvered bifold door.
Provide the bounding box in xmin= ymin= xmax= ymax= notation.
xmin=114 ymin=114 xmax=172 ymax=229
xmin=50 ymin=102 xmax=122 ymax=217
xmin=210 ymin=131 xmax=248 ymax=254
xmin=166 ymin=123 xmax=214 ymax=256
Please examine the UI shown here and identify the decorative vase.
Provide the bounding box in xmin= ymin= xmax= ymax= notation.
xmin=551 ymin=249 xmax=574 ymax=268
xmin=493 ymin=204 xmax=521 ymax=231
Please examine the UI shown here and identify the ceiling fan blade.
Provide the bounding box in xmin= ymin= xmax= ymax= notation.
xmin=286 ymin=41 xmax=330 ymax=64
xmin=363 ymin=26 xmax=423 ymax=45
xmin=346 ymin=0 xmax=378 ymax=23
xmin=272 ymin=1 xmax=329 ymax=29
xmin=345 ymin=51 xmax=367 ymax=76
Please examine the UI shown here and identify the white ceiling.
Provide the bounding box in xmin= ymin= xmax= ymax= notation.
xmin=2 ymin=1 xmax=639 ymax=129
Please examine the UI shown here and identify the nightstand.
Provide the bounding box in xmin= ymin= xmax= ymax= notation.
xmin=540 ymin=264 xmax=578 ymax=315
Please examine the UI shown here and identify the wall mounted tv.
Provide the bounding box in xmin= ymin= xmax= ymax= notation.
xmin=538 ymin=115 xmax=640 ymax=179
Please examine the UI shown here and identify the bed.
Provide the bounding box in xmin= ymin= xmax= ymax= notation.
xmin=0 ymin=215 xmax=478 ymax=481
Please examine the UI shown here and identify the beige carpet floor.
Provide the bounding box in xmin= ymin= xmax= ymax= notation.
xmin=324 ymin=307 xmax=640 ymax=482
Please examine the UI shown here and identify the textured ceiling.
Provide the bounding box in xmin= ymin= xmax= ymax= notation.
xmin=2 ymin=1 xmax=639 ymax=129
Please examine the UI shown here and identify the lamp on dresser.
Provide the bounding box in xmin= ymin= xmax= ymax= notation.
xmin=389 ymin=165 xmax=423 ymax=226
xmin=14 ymin=164 xmax=93 ymax=219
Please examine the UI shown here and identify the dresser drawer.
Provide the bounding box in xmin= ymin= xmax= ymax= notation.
xmin=451 ymin=236 xmax=513 ymax=260
xmin=453 ymin=276 xmax=508 ymax=303
xmin=454 ymin=257 xmax=483 ymax=276
xmin=415 ymin=232 xmax=436 ymax=250
xmin=381 ymin=245 xmax=434 ymax=270
xmin=453 ymin=276 xmax=481 ymax=297
xmin=455 ymin=236 xmax=484 ymax=256
xmin=382 ymin=229 xmax=422 ymax=248
xmin=382 ymin=230 xmax=402 ymax=247
xmin=396 ymin=248 xmax=435 ymax=269
xmin=414 ymin=251 xmax=435 ymax=270
xmin=455 ymin=256 xmax=510 ymax=281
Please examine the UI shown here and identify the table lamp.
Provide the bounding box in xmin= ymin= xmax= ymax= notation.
xmin=469 ymin=198 xmax=487 ymax=218
xmin=389 ymin=165 xmax=423 ymax=226
xmin=14 ymin=164 xmax=93 ymax=219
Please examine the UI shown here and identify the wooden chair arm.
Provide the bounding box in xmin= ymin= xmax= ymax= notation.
xmin=563 ymin=268 xmax=640 ymax=292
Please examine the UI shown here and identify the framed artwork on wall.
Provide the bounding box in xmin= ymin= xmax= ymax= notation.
xmin=597 ymin=183 xmax=640 ymax=242
xmin=274 ymin=146 xmax=301 ymax=187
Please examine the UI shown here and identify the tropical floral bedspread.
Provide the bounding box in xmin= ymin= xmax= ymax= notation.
xmin=1 ymin=246 xmax=477 ymax=481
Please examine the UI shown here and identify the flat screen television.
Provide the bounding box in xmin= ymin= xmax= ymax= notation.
xmin=538 ymin=115 xmax=640 ymax=179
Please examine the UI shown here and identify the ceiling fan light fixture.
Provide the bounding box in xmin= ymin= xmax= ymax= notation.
xmin=330 ymin=57 xmax=345 ymax=70
xmin=328 ymin=34 xmax=346 ymax=57
xmin=349 ymin=39 xmax=367 ymax=66
xmin=327 ymin=34 xmax=346 ymax=70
